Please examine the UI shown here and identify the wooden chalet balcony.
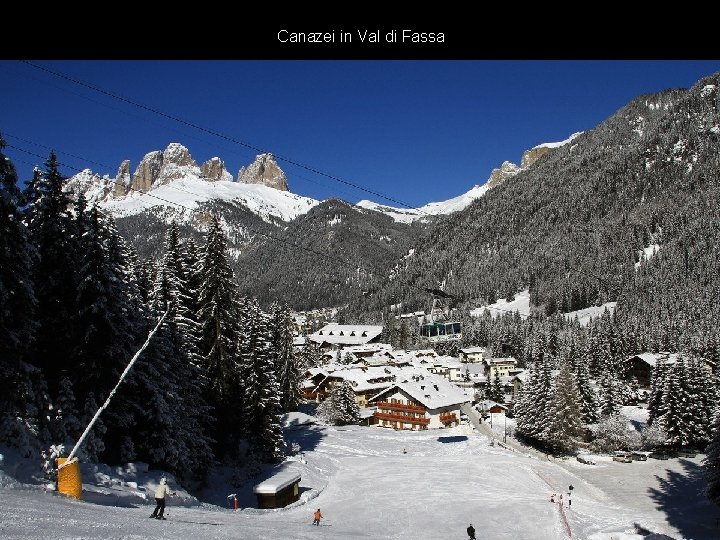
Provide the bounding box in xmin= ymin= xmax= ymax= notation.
xmin=439 ymin=413 xmax=457 ymax=423
xmin=375 ymin=401 xmax=426 ymax=412
xmin=374 ymin=411 xmax=430 ymax=425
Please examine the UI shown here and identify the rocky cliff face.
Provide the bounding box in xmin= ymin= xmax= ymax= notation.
xmin=520 ymin=146 xmax=552 ymax=169
xmin=201 ymin=157 xmax=233 ymax=182
xmin=114 ymin=160 xmax=131 ymax=197
xmin=486 ymin=161 xmax=521 ymax=189
xmin=237 ymin=153 xmax=289 ymax=191
xmin=131 ymin=151 xmax=164 ymax=192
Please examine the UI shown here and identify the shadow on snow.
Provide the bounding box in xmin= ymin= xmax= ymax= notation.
xmin=646 ymin=458 xmax=720 ymax=539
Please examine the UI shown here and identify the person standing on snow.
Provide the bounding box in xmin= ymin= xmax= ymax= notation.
xmin=150 ymin=477 xmax=173 ymax=520
xmin=313 ymin=508 xmax=323 ymax=525
xmin=467 ymin=523 xmax=476 ymax=539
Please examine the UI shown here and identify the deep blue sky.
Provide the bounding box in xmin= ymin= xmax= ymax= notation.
xmin=1 ymin=60 xmax=719 ymax=207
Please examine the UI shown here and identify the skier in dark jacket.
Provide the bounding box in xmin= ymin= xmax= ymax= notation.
xmin=467 ymin=523 xmax=476 ymax=539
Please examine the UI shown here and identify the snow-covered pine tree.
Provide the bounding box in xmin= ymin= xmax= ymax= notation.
xmin=686 ymin=356 xmax=715 ymax=448
xmin=49 ymin=376 xmax=82 ymax=449
xmin=704 ymin=409 xmax=720 ymax=507
xmin=198 ymin=216 xmax=239 ymax=405
xmin=488 ymin=371 xmax=505 ymax=403
xmin=647 ymin=359 xmax=669 ymax=426
xmin=574 ymin=339 xmax=599 ymax=424
xmin=270 ymin=303 xmax=302 ymax=412
xmin=79 ymin=392 xmax=106 ymax=462
xmin=598 ymin=368 xmax=623 ymax=417
xmin=661 ymin=358 xmax=691 ymax=448
xmin=544 ymin=361 xmax=584 ymax=454
xmin=71 ymin=207 xmax=144 ymax=406
xmin=23 ymin=152 xmax=80 ymax=397
xmin=515 ymin=360 xmax=553 ymax=446
xmin=0 ymin=136 xmax=37 ymax=444
xmin=161 ymin=222 xmax=202 ymax=369
xmin=122 ymin=263 xmax=215 ymax=478
xmin=334 ymin=381 xmax=361 ymax=425
xmin=238 ymin=299 xmax=285 ymax=463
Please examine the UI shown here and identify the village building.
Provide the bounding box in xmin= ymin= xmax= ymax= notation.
xmin=511 ymin=370 xmax=530 ymax=401
xmin=425 ymin=356 xmax=465 ymax=382
xmin=460 ymin=346 xmax=488 ymax=363
xmin=623 ymin=352 xmax=715 ymax=388
xmin=369 ymin=372 xmax=471 ymax=430
xmin=307 ymin=323 xmax=384 ymax=351
xmin=302 ymin=364 xmax=397 ymax=407
xmin=482 ymin=357 xmax=520 ymax=378
xmin=475 ymin=399 xmax=508 ymax=415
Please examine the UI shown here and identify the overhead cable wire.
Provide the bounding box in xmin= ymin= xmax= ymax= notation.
xmin=21 ymin=60 xmax=424 ymax=214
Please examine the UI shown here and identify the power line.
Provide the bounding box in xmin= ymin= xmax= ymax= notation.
xmin=8 ymin=140 xmax=534 ymax=319
xmin=21 ymin=60 xmax=424 ymax=214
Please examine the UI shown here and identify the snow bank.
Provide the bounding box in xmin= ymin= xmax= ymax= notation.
xmin=470 ymin=289 xmax=531 ymax=318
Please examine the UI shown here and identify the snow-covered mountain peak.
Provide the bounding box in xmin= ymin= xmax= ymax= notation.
xmin=359 ymin=132 xmax=581 ymax=223
xmin=162 ymin=143 xmax=195 ymax=166
xmin=237 ymin=153 xmax=289 ymax=191
xmin=63 ymin=143 xmax=318 ymax=224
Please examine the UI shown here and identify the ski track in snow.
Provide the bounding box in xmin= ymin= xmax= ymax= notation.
xmin=2 ymin=421 xmax=719 ymax=539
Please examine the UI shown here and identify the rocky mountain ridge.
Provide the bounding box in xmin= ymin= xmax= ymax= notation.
xmin=65 ymin=144 xmax=289 ymax=205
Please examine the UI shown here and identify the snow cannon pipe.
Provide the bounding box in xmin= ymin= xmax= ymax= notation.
xmin=66 ymin=309 xmax=170 ymax=462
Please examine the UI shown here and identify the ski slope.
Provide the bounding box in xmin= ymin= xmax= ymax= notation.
xmin=1 ymin=415 xmax=718 ymax=539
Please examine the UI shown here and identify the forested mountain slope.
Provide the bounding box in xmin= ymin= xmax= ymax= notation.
xmin=235 ymin=199 xmax=423 ymax=310
xmin=347 ymin=73 xmax=720 ymax=355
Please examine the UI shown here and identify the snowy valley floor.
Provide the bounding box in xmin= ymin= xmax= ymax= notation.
xmin=2 ymin=419 xmax=720 ymax=540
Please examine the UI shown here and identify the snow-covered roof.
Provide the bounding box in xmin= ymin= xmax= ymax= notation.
xmin=477 ymin=400 xmax=508 ymax=411
xmin=341 ymin=343 xmax=393 ymax=356
xmin=462 ymin=363 xmax=485 ymax=376
xmin=370 ymin=372 xmax=470 ymax=410
xmin=326 ymin=365 xmax=396 ymax=393
xmin=430 ymin=355 xmax=463 ymax=369
xmin=487 ymin=357 xmax=517 ymax=365
xmin=628 ymin=352 xmax=676 ymax=367
xmin=512 ymin=370 xmax=530 ymax=383
xmin=308 ymin=323 xmax=383 ymax=346
xmin=460 ymin=347 xmax=487 ymax=355
xmin=253 ymin=469 xmax=301 ymax=494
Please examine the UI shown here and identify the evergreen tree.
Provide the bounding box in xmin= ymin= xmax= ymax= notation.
xmin=544 ymin=362 xmax=584 ymax=454
xmin=23 ymin=152 xmax=80 ymax=396
xmin=661 ymin=360 xmax=690 ymax=448
xmin=686 ymin=356 xmax=715 ymax=448
xmin=49 ymin=376 xmax=82 ymax=449
xmin=647 ymin=360 xmax=669 ymax=426
xmin=598 ymin=369 xmax=623 ymax=417
xmin=488 ymin=371 xmax=505 ymax=403
xmin=238 ymin=299 xmax=284 ymax=463
xmin=704 ymin=410 xmax=720 ymax=507
xmin=79 ymin=392 xmax=106 ymax=462
xmin=198 ymin=217 xmax=238 ymax=404
xmin=71 ymin=207 xmax=143 ymax=403
xmin=122 ymin=266 xmax=215 ymax=478
xmin=270 ymin=303 xmax=302 ymax=412
xmin=515 ymin=360 xmax=553 ymax=446
xmin=573 ymin=342 xmax=599 ymax=424
xmin=318 ymin=381 xmax=360 ymax=425
xmin=0 ymin=135 xmax=37 ymax=442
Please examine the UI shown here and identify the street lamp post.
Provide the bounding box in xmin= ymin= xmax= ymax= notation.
xmin=504 ymin=414 xmax=507 ymax=443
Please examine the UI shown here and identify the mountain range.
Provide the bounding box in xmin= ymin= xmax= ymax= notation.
xmin=63 ymin=131 xmax=579 ymax=309
xmin=62 ymin=70 xmax=720 ymax=338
